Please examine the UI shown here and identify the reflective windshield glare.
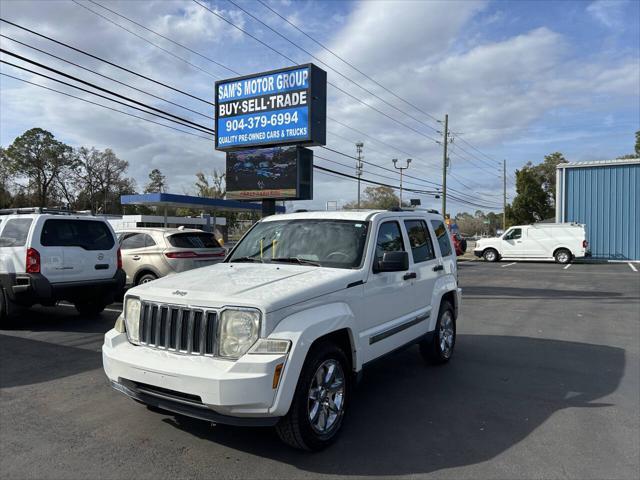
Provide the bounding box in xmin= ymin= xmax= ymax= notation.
xmin=229 ymin=219 xmax=369 ymax=269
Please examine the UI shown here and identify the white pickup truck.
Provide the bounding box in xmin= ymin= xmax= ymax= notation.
xmin=103 ymin=210 xmax=461 ymax=450
xmin=474 ymin=223 xmax=588 ymax=264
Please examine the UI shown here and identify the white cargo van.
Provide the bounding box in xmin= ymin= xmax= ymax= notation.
xmin=473 ymin=223 xmax=588 ymax=264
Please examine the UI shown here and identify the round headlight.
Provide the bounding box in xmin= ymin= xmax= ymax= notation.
xmin=218 ymin=308 xmax=260 ymax=358
xmin=124 ymin=297 xmax=141 ymax=344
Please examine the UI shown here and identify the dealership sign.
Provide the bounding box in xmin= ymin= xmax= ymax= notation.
xmin=215 ymin=64 xmax=326 ymax=151
xmin=226 ymin=146 xmax=313 ymax=200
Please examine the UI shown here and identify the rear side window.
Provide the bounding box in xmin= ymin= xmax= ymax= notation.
xmin=375 ymin=221 xmax=405 ymax=262
xmin=168 ymin=232 xmax=220 ymax=249
xmin=404 ymin=220 xmax=435 ymax=263
xmin=40 ymin=219 xmax=114 ymax=251
xmin=430 ymin=220 xmax=453 ymax=257
xmin=0 ymin=218 xmax=33 ymax=246
xmin=120 ymin=233 xmax=154 ymax=250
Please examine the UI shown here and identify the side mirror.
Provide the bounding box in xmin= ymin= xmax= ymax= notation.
xmin=375 ymin=251 xmax=409 ymax=272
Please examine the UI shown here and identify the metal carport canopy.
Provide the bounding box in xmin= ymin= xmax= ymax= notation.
xmin=120 ymin=193 xmax=285 ymax=213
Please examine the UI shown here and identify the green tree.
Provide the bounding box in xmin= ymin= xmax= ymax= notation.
xmin=0 ymin=148 xmax=13 ymax=208
xmin=537 ymin=152 xmax=567 ymax=207
xmin=4 ymin=128 xmax=74 ymax=207
xmin=144 ymin=168 xmax=167 ymax=193
xmin=195 ymin=170 xmax=225 ymax=198
xmin=344 ymin=186 xmax=401 ymax=210
xmin=506 ymin=165 xmax=550 ymax=225
xmin=617 ymin=130 xmax=640 ymax=159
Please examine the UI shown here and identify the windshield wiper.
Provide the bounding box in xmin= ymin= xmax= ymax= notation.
xmin=230 ymin=256 xmax=263 ymax=263
xmin=270 ymin=257 xmax=321 ymax=266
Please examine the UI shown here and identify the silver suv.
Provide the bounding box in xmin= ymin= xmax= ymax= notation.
xmin=117 ymin=228 xmax=226 ymax=286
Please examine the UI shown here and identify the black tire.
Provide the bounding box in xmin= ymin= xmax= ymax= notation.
xmin=0 ymin=288 xmax=8 ymax=327
xmin=276 ymin=341 xmax=351 ymax=451
xmin=554 ymin=248 xmax=572 ymax=264
xmin=136 ymin=272 xmax=157 ymax=286
xmin=460 ymin=238 xmax=468 ymax=253
xmin=74 ymin=301 xmax=106 ymax=316
xmin=420 ymin=301 xmax=456 ymax=365
xmin=0 ymin=288 xmax=21 ymax=328
xmin=483 ymin=248 xmax=499 ymax=262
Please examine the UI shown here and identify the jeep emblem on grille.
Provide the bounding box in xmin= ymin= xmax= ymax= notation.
xmin=172 ymin=290 xmax=188 ymax=296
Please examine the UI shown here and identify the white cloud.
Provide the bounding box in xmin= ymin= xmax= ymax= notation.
xmin=586 ymin=0 xmax=629 ymax=29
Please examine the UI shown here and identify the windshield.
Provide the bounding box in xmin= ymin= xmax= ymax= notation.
xmin=228 ymin=219 xmax=369 ymax=269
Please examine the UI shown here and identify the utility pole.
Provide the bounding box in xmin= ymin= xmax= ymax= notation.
xmin=503 ymin=159 xmax=507 ymax=231
xmin=393 ymin=158 xmax=412 ymax=208
xmin=355 ymin=142 xmax=364 ymax=208
xmin=441 ymin=114 xmax=449 ymax=218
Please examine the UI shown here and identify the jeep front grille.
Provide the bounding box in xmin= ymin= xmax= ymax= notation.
xmin=139 ymin=302 xmax=217 ymax=355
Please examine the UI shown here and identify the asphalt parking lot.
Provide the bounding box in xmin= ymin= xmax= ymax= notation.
xmin=1 ymin=261 xmax=639 ymax=479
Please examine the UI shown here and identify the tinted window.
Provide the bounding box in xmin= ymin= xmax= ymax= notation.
xmin=229 ymin=220 xmax=369 ymax=269
xmin=404 ymin=220 xmax=435 ymax=263
xmin=41 ymin=219 xmax=114 ymax=250
xmin=169 ymin=232 xmax=220 ymax=249
xmin=504 ymin=228 xmax=522 ymax=240
xmin=375 ymin=221 xmax=405 ymax=262
xmin=430 ymin=220 xmax=452 ymax=257
xmin=120 ymin=233 xmax=148 ymax=250
xmin=0 ymin=218 xmax=33 ymax=247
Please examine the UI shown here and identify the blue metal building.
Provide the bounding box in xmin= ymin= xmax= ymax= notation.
xmin=556 ymin=159 xmax=639 ymax=260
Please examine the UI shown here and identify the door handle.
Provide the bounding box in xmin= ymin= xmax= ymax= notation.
xmin=403 ymin=272 xmax=417 ymax=280
xmin=433 ymin=265 xmax=444 ymax=272
xmin=132 ymin=255 xmax=141 ymax=260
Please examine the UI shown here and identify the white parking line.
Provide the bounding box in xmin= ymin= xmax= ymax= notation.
xmin=563 ymin=264 xmax=572 ymax=270
xmin=501 ymin=262 xmax=517 ymax=268
xmin=629 ymin=262 xmax=638 ymax=272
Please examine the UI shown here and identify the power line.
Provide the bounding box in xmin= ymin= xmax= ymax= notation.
xmin=0 ymin=72 xmax=214 ymax=141
xmin=2 ymin=68 xmax=499 ymax=210
xmin=87 ymin=0 xmax=238 ymax=76
xmin=255 ymin=0 xmax=442 ymax=125
xmin=192 ymin=0 xmax=441 ymax=145
xmin=0 ymin=34 xmax=213 ymax=120
xmin=0 ymin=18 xmax=214 ymax=106
xmin=224 ymin=0 xmax=441 ymax=135
xmin=0 ymin=60 xmax=215 ymax=136
xmin=0 ymin=49 xmax=215 ymax=134
xmin=71 ymin=0 xmax=219 ymax=79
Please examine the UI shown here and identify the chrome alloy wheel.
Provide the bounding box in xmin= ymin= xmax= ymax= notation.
xmin=439 ymin=310 xmax=455 ymax=358
xmin=556 ymin=251 xmax=570 ymax=263
xmin=308 ymin=359 xmax=345 ymax=434
xmin=484 ymin=250 xmax=496 ymax=261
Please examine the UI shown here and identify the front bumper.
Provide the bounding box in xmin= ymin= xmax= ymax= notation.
xmin=103 ymin=329 xmax=287 ymax=422
xmin=473 ymin=250 xmax=483 ymax=258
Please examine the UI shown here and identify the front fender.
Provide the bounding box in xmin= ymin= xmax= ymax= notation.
xmin=266 ymin=302 xmax=356 ymax=416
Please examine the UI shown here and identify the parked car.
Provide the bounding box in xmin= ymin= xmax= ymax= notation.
xmin=104 ymin=209 xmax=461 ymax=450
xmin=116 ymin=227 xmax=226 ymax=286
xmin=0 ymin=208 xmax=125 ymax=322
xmin=473 ymin=223 xmax=588 ymax=264
xmin=451 ymin=232 xmax=467 ymax=256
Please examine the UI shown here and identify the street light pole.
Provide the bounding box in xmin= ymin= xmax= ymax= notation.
xmin=393 ymin=158 xmax=412 ymax=208
xmin=356 ymin=142 xmax=364 ymax=208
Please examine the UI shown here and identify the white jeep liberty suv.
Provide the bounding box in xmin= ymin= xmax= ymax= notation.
xmin=103 ymin=210 xmax=461 ymax=450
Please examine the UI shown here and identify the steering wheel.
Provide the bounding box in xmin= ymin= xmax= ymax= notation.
xmin=326 ymin=251 xmax=350 ymax=261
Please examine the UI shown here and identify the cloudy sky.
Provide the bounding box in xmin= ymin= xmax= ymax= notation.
xmin=1 ymin=0 xmax=638 ymax=213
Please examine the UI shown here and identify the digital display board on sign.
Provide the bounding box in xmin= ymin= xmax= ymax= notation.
xmin=215 ymin=64 xmax=326 ymax=151
xmin=226 ymin=146 xmax=313 ymax=200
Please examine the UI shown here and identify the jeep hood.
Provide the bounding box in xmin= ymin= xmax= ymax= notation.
xmin=129 ymin=262 xmax=362 ymax=312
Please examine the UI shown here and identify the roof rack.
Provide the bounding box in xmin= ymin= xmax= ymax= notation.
xmin=386 ymin=207 xmax=440 ymax=214
xmin=0 ymin=207 xmax=92 ymax=216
